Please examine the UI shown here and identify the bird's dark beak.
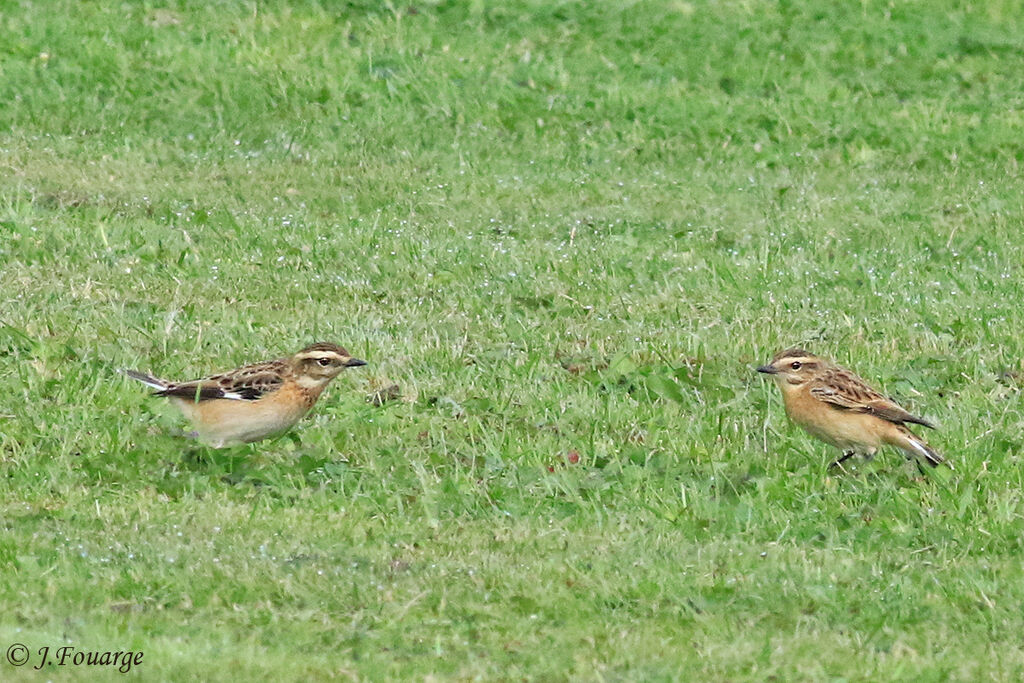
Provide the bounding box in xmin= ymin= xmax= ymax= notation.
xmin=756 ymin=365 xmax=778 ymax=375
xmin=346 ymin=358 xmax=367 ymax=367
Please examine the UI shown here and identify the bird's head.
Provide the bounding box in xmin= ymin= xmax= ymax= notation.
xmin=756 ymin=348 xmax=823 ymax=386
xmin=292 ymin=342 xmax=367 ymax=384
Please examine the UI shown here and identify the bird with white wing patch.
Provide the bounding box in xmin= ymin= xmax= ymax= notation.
xmin=123 ymin=342 xmax=366 ymax=448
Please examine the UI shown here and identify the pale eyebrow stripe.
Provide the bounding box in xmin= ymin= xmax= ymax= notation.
xmin=293 ymin=352 xmax=343 ymax=361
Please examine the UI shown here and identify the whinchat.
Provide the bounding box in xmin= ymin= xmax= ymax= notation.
xmin=757 ymin=348 xmax=946 ymax=469
xmin=124 ymin=342 xmax=366 ymax=448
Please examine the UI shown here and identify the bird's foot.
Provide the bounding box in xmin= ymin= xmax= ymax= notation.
xmin=829 ymin=451 xmax=857 ymax=472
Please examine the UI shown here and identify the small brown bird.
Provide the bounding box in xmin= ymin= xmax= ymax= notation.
xmin=123 ymin=342 xmax=366 ymax=448
xmin=757 ymin=348 xmax=945 ymax=469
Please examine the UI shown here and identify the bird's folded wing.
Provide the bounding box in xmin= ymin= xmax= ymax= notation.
xmin=810 ymin=384 xmax=872 ymax=412
xmin=156 ymin=360 xmax=285 ymax=402
xmin=155 ymin=381 xmax=236 ymax=401
xmin=810 ymin=382 xmax=932 ymax=427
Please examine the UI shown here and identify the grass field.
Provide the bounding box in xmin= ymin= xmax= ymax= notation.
xmin=3 ymin=0 xmax=1024 ymax=679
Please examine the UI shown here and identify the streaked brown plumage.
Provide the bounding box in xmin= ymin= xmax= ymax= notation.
xmin=757 ymin=348 xmax=946 ymax=469
xmin=123 ymin=342 xmax=366 ymax=447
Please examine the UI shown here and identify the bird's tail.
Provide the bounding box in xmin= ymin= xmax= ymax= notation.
xmin=890 ymin=425 xmax=948 ymax=469
xmin=121 ymin=369 xmax=169 ymax=392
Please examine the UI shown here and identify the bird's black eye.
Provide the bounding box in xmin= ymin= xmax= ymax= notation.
xmin=790 ymin=361 xmax=802 ymax=370
xmin=317 ymin=357 xmax=332 ymax=366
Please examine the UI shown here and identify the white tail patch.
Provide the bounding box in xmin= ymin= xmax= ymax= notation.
xmin=899 ymin=430 xmax=945 ymax=467
xmin=905 ymin=438 xmax=931 ymax=459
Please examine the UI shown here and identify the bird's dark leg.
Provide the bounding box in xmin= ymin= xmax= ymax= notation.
xmin=829 ymin=451 xmax=856 ymax=470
